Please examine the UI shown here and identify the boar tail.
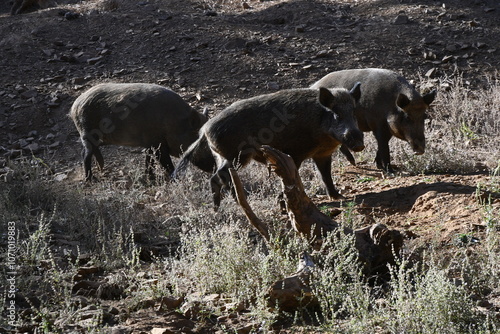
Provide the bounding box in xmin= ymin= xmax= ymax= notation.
xmin=171 ymin=134 xmax=216 ymax=178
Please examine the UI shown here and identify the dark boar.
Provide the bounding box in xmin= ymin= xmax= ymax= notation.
xmin=70 ymin=83 xmax=208 ymax=181
xmin=176 ymin=85 xmax=364 ymax=208
xmin=311 ymin=68 xmax=436 ymax=173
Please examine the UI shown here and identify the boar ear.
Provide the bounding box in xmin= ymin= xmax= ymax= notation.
xmin=318 ymin=87 xmax=335 ymax=108
xmin=396 ymin=93 xmax=411 ymax=109
xmin=349 ymin=82 xmax=361 ymax=101
xmin=423 ymin=89 xmax=437 ymax=105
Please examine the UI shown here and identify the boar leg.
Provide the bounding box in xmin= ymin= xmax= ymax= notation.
xmin=374 ymin=130 xmax=394 ymax=174
xmin=312 ymin=155 xmax=345 ymax=200
xmin=82 ymin=139 xmax=101 ymax=182
xmin=145 ymin=143 xmax=174 ymax=180
xmin=145 ymin=149 xmax=155 ymax=180
xmin=157 ymin=143 xmax=175 ymax=175
xmin=94 ymin=147 xmax=104 ymax=171
xmin=11 ymin=0 xmax=21 ymax=15
xmin=339 ymin=145 xmax=356 ymax=166
xmin=210 ymin=161 xmax=233 ymax=210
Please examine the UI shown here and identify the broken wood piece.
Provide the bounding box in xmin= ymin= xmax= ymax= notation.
xmin=261 ymin=145 xmax=343 ymax=239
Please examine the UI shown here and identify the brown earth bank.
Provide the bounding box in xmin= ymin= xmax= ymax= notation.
xmin=0 ymin=0 xmax=499 ymax=333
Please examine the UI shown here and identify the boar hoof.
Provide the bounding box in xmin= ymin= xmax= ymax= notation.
xmin=328 ymin=192 xmax=345 ymax=201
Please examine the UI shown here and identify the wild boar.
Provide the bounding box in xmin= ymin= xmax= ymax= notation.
xmin=311 ymin=68 xmax=436 ymax=173
xmin=69 ymin=83 xmax=208 ymax=181
xmin=10 ymin=0 xmax=49 ymax=15
xmin=175 ymin=85 xmax=364 ymax=208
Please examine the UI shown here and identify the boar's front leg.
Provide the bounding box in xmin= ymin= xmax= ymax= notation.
xmin=82 ymin=139 xmax=103 ymax=182
xmin=313 ymin=155 xmax=345 ymax=200
xmin=210 ymin=160 xmax=233 ymax=210
xmin=374 ymin=128 xmax=394 ymax=174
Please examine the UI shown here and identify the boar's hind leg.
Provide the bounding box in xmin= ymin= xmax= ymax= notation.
xmin=313 ymin=155 xmax=345 ymax=200
xmin=145 ymin=143 xmax=174 ymax=180
xmin=374 ymin=130 xmax=394 ymax=174
xmin=157 ymin=143 xmax=175 ymax=175
xmin=82 ymin=139 xmax=102 ymax=181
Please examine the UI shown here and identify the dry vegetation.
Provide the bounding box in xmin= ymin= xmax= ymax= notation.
xmin=1 ymin=0 xmax=500 ymax=333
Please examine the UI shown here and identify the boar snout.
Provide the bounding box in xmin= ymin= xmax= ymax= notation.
xmin=406 ymin=137 xmax=425 ymax=155
xmin=409 ymin=138 xmax=425 ymax=155
xmin=412 ymin=143 xmax=425 ymax=155
xmin=343 ymin=130 xmax=365 ymax=152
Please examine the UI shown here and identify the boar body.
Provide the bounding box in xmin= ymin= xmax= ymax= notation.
xmin=179 ymin=86 xmax=364 ymax=208
xmin=311 ymin=68 xmax=436 ymax=173
xmin=70 ymin=83 xmax=208 ymax=181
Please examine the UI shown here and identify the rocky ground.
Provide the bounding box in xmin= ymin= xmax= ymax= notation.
xmin=1 ymin=0 xmax=499 ymax=333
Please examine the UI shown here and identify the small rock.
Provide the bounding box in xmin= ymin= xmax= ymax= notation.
xmin=109 ymin=326 xmax=131 ymax=334
xmin=47 ymin=101 xmax=61 ymax=108
xmin=295 ymin=25 xmax=306 ymax=33
xmin=25 ymin=143 xmax=40 ymax=153
xmin=151 ymin=329 xmax=174 ymax=334
xmin=242 ymin=2 xmax=251 ymax=9
xmin=223 ymin=301 xmax=245 ymax=313
xmin=423 ymin=51 xmax=437 ymax=60
xmin=316 ymin=50 xmax=329 ymax=58
xmin=49 ymin=141 xmax=60 ymax=149
xmin=42 ymin=49 xmax=54 ymax=57
xmin=20 ymin=89 xmax=38 ymax=99
xmin=425 ymin=67 xmax=437 ymax=78
xmin=54 ymin=173 xmax=68 ymax=182
xmin=441 ymin=55 xmax=453 ymax=63
xmin=159 ymin=296 xmax=184 ymax=310
xmin=43 ymin=75 xmax=65 ymax=83
xmin=266 ymin=82 xmax=280 ymax=90
xmin=64 ymin=12 xmax=79 ymax=20
xmin=87 ymin=56 xmax=103 ymax=65
xmin=393 ymin=14 xmax=409 ymax=25
xmin=236 ymin=324 xmax=255 ymax=334
xmin=205 ymin=10 xmax=217 ymax=16
xmin=72 ymin=77 xmax=87 ymax=85
xmin=113 ymin=69 xmax=127 ymax=75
